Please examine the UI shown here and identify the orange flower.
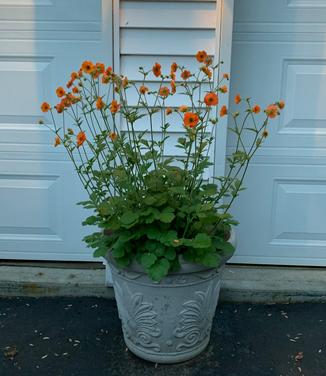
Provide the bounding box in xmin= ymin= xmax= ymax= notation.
xmin=278 ymin=100 xmax=285 ymax=109
xmin=170 ymin=71 xmax=176 ymax=81
xmin=166 ymin=107 xmax=173 ymax=115
xmin=95 ymin=62 xmax=105 ymax=74
xmin=234 ymin=94 xmax=241 ymax=104
xmin=71 ymin=72 xmax=78 ymax=81
xmin=170 ymin=80 xmax=176 ymax=94
xmin=196 ymin=50 xmax=208 ymax=63
xmin=220 ymin=105 xmax=228 ymax=117
xmin=159 ymin=86 xmax=170 ymax=98
xmin=56 ymin=87 xmax=65 ymax=98
xmin=181 ymin=70 xmax=191 ymax=80
xmin=110 ymin=99 xmax=120 ymax=114
xmin=152 ymin=63 xmax=162 ymax=77
xmin=204 ymin=92 xmax=218 ymax=106
xmin=55 ymin=103 xmax=64 ymax=113
xmin=223 ymin=73 xmax=230 ymax=80
xmin=252 ymin=105 xmax=261 ymax=114
xmin=96 ymin=97 xmax=105 ymax=110
xmin=66 ymin=79 xmax=73 ymax=89
xmin=78 ymin=69 xmax=83 ymax=78
xmin=171 ymin=62 xmax=178 ymax=73
xmin=220 ymin=85 xmax=228 ymax=94
xmin=139 ymin=85 xmax=149 ymax=95
xmin=201 ymin=66 xmax=212 ymax=78
xmin=183 ymin=112 xmax=199 ymax=128
xmin=76 ymin=131 xmax=86 ymax=147
xmin=109 ymin=132 xmax=118 ymax=141
xmin=179 ymin=105 xmax=188 ymax=113
xmin=54 ymin=136 xmax=61 ymax=147
xmin=81 ymin=60 xmax=95 ymax=75
xmin=265 ymin=104 xmax=279 ymax=118
xmin=72 ymin=86 xmax=79 ymax=94
xmin=41 ymin=102 xmax=51 ymax=113
xmin=105 ymin=66 xmax=113 ymax=75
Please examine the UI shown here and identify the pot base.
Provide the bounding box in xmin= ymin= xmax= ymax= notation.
xmin=125 ymin=335 xmax=210 ymax=364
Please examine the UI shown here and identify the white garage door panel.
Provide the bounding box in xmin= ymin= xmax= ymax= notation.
xmin=228 ymin=46 xmax=326 ymax=149
xmin=228 ymin=0 xmax=326 ymax=265
xmin=0 ymin=0 xmax=112 ymax=261
xmin=0 ymin=160 xmax=90 ymax=261
xmin=230 ymin=162 xmax=326 ymax=266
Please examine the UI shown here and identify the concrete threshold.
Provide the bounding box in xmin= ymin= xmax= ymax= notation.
xmin=0 ymin=263 xmax=326 ymax=303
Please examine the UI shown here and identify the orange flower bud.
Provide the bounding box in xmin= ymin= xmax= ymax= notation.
xmin=76 ymin=131 xmax=86 ymax=147
xmin=110 ymin=99 xmax=120 ymax=114
xmin=178 ymin=105 xmax=188 ymax=113
xmin=181 ymin=70 xmax=191 ymax=80
xmin=234 ymin=94 xmax=241 ymax=104
xmin=278 ymin=100 xmax=285 ymax=109
xmin=166 ymin=107 xmax=173 ymax=116
xmin=252 ymin=105 xmax=261 ymax=114
xmin=220 ymin=105 xmax=228 ymax=117
xmin=96 ymin=97 xmax=105 ymax=110
xmin=139 ymin=85 xmax=149 ymax=95
xmin=220 ymin=85 xmax=228 ymax=94
xmin=152 ymin=63 xmax=162 ymax=77
xmin=54 ymin=136 xmax=61 ymax=147
xmin=109 ymin=132 xmax=118 ymax=141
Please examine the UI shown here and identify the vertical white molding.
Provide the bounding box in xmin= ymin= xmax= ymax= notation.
xmin=105 ymin=0 xmax=120 ymax=286
xmin=214 ymin=0 xmax=234 ymax=178
xmin=112 ymin=0 xmax=121 ymax=76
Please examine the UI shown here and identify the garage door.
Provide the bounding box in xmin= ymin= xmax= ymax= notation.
xmin=228 ymin=0 xmax=326 ymax=265
xmin=0 ymin=0 xmax=113 ymax=261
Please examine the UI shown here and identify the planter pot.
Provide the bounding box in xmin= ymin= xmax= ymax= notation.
xmin=108 ymin=228 xmax=236 ymax=364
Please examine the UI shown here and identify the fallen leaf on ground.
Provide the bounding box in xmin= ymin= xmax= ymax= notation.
xmin=295 ymin=352 xmax=304 ymax=361
xmin=4 ymin=346 xmax=18 ymax=360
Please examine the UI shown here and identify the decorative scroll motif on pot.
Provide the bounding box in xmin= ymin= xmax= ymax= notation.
xmin=114 ymin=281 xmax=162 ymax=352
xmin=173 ymin=281 xmax=221 ymax=352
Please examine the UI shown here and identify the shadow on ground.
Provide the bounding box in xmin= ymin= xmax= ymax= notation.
xmin=0 ymin=297 xmax=325 ymax=376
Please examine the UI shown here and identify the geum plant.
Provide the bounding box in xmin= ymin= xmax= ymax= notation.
xmin=40 ymin=51 xmax=284 ymax=281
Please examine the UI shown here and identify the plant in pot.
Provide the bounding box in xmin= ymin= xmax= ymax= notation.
xmin=40 ymin=51 xmax=283 ymax=363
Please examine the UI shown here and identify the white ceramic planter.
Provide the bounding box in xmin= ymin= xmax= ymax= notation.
xmin=108 ymin=228 xmax=236 ymax=364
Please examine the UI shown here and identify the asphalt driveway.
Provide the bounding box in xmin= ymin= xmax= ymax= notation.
xmin=0 ymin=297 xmax=325 ymax=376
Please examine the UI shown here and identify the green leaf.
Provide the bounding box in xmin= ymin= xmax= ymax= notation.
xmin=147 ymin=227 xmax=162 ymax=241
xmin=148 ymin=258 xmax=170 ymax=281
xmin=183 ymin=233 xmax=212 ymax=249
xmin=82 ymin=215 xmax=98 ymax=226
xmin=119 ymin=211 xmax=139 ymax=228
xmin=141 ymin=253 xmax=157 ymax=269
xmin=93 ymin=248 xmax=107 ymax=257
xmin=165 ymin=248 xmax=176 ymax=261
xmin=112 ymin=246 xmax=124 ymax=258
xmin=160 ymin=230 xmax=178 ymax=246
xmin=214 ymin=238 xmax=235 ymax=255
xmin=159 ymin=207 xmax=175 ymax=223
xmin=201 ymin=252 xmax=221 ymax=267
